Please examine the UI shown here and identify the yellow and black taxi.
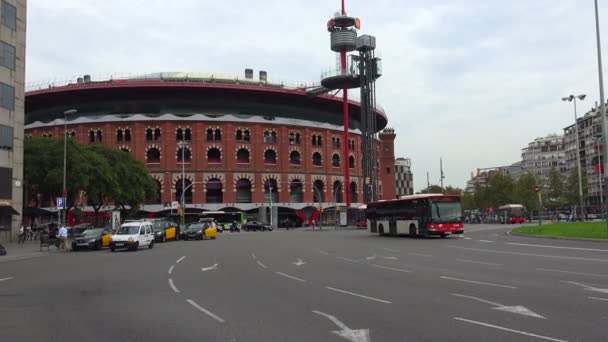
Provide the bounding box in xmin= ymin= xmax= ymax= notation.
xmin=152 ymin=220 xmax=179 ymax=242
xmin=72 ymin=228 xmax=113 ymax=251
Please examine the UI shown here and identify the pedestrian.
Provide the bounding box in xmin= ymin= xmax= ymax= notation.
xmin=18 ymin=225 xmax=24 ymax=244
xmin=311 ymin=219 xmax=316 ymax=230
xmin=56 ymin=224 xmax=68 ymax=251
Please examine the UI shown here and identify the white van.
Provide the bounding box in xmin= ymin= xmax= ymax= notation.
xmin=110 ymin=221 xmax=154 ymax=252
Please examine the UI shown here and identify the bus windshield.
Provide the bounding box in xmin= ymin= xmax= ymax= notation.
xmin=508 ymin=209 xmax=525 ymax=217
xmin=430 ymin=201 xmax=462 ymax=223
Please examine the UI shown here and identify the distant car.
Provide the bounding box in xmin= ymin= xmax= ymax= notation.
xmin=72 ymin=228 xmax=113 ymax=251
xmin=242 ymin=221 xmax=272 ymax=232
xmin=180 ymin=223 xmax=206 ymax=240
xmin=70 ymin=223 xmax=94 ymax=238
xmin=110 ymin=221 xmax=154 ymax=252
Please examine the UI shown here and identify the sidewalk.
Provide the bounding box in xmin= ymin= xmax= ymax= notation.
xmin=0 ymin=240 xmax=61 ymax=262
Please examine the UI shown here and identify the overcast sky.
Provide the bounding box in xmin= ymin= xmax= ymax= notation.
xmin=26 ymin=0 xmax=608 ymax=191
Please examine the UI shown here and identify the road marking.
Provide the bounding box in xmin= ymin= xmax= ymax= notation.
xmin=506 ymin=242 xmax=608 ymax=252
xmin=293 ymin=258 xmax=307 ymax=266
xmin=536 ymin=268 xmax=608 ymax=277
xmin=408 ymin=252 xmax=433 ymax=258
xmin=325 ymin=286 xmax=391 ymax=304
xmin=168 ymin=278 xmax=180 ymax=293
xmin=186 ymin=299 xmax=226 ymax=323
xmin=0 ymin=277 xmax=14 ymax=282
xmin=371 ymin=264 xmax=411 ymax=273
xmin=312 ymin=310 xmax=371 ymax=342
xmin=448 ymin=246 xmax=608 ymax=262
xmin=379 ymin=255 xmax=398 ymax=260
xmin=319 ymin=250 xmax=329 ymax=255
xmin=453 ymin=317 xmax=568 ymax=342
xmin=337 ymin=256 xmax=360 ymax=263
xmin=201 ymin=263 xmax=219 ymax=272
xmin=168 ymin=265 xmax=174 ymax=275
xmin=451 ymin=294 xmax=545 ymax=319
xmin=479 ymin=240 xmax=494 ymax=243
xmin=561 ymin=281 xmax=608 ymax=294
xmin=256 ymin=260 xmax=268 ymax=269
xmin=251 ymin=253 xmax=256 ymax=259
xmin=464 ymin=237 xmax=472 ymax=240
xmin=589 ymin=296 xmax=608 ymax=302
xmin=176 ymin=256 xmax=186 ymax=263
xmin=440 ymin=276 xmax=517 ymax=289
xmin=383 ymin=247 xmax=399 ymax=253
xmin=275 ymin=272 xmax=306 ymax=283
xmin=456 ymin=259 xmax=502 ymax=266
xmin=365 ymin=254 xmax=376 ymax=260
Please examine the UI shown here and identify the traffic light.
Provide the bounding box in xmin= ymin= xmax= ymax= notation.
xmin=534 ymin=185 xmax=540 ymax=193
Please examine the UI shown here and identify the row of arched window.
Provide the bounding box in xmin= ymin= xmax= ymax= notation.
xmin=149 ymin=178 xmax=359 ymax=205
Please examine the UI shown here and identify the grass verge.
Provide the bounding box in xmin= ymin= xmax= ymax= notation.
xmin=512 ymin=222 xmax=608 ymax=239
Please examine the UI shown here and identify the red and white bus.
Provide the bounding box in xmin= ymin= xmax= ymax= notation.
xmin=366 ymin=194 xmax=464 ymax=237
xmin=497 ymin=204 xmax=527 ymax=224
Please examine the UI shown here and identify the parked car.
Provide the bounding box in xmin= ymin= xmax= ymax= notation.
xmin=152 ymin=220 xmax=178 ymax=242
xmin=72 ymin=228 xmax=112 ymax=251
xmin=70 ymin=223 xmax=94 ymax=238
xmin=197 ymin=218 xmax=218 ymax=239
xmin=242 ymin=221 xmax=272 ymax=232
xmin=110 ymin=221 xmax=154 ymax=252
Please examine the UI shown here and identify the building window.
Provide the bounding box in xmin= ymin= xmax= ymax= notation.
xmin=0 ymin=124 xmax=13 ymax=150
xmin=206 ymin=128 xmax=213 ymax=141
xmin=237 ymin=148 xmax=250 ymax=163
xmin=206 ymin=127 xmax=221 ymax=142
xmin=236 ymin=129 xmax=250 ymax=142
xmin=124 ymin=128 xmax=131 ymax=142
xmin=154 ymin=128 xmax=161 ymax=141
xmin=116 ymin=129 xmax=123 ymax=142
xmin=236 ymin=178 xmax=252 ymax=203
xmin=312 ymin=134 xmax=323 ymax=147
xmin=1 ymin=1 xmax=16 ymax=30
xmin=0 ymin=82 xmax=14 ymax=110
xmin=177 ymin=147 xmax=192 ymax=163
xmin=289 ymin=131 xmax=301 ymax=145
xmin=349 ymin=156 xmax=355 ymax=169
xmin=207 ymin=148 xmax=221 ymax=163
xmin=264 ymin=149 xmax=277 ymax=164
xmin=332 ymin=137 xmax=341 ymax=149
xmin=89 ymin=129 xmax=102 ymax=143
xmin=350 ymin=182 xmax=358 ymax=203
xmin=312 ymin=152 xmax=323 ymax=166
xmin=146 ymin=148 xmax=161 ymax=163
xmin=0 ymin=41 xmax=15 ymax=70
xmin=290 ymin=179 xmax=304 ymax=203
xmin=264 ymin=130 xmax=277 ymax=144
xmin=349 ymin=139 xmax=355 ymax=151
xmin=313 ymin=180 xmax=325 ymax=202
xmin=332 ymin=154 xmax=341 ymax=167
xmin=386 ymin=167 xmax=390 ymax=174
xmin=289 ymin=150 xmax=301 ymax=165
xmin=146 ymin=128 xmax=153 ymax=141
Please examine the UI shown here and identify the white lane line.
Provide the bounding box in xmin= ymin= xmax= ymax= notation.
xmin=176 ymin=256 xmax=186 ymax=263
xmin=186 ymin=299 xmax=226 ymax=323
xmin=326 ymin=286 xmax=392 ymax=304
xmin=448 ymin=246 xmax=608 ymax=262
xmin=561 ymin=281 xmax=608 ymax=294
xmin=507 ymin=242 xmax=608 ymax=252
xmin=168 ymin=278 xmax=180 ymax=293
xmin=319 ymin=250 xmax=329 ymax=255
xmin=440 ymin=276 xmax=517 ymax=289
xmin=168 ymin=265 xmax=174 ymax=275
xmin=408 ymin=252 xmax=434 ymax=258
xmin=256 ymin=260 xmax=268 ymax=269
xmin=456 ymin=259 xmax=502 ymax=266
xmin=275 ymin=272 xmax=307 ymax=283
xmin=536 ymin=268 xmax=608 ymax=278
xmin=479 ymin=240 xmax=494 ymax=243
xmin=383 ymin=247 xmax=399 ymax=253
xmin=589 ymin=296 xmax=608 ymax=302
xmin=464 ymin=237 xmax=472 ymax=240
xmin=337 ymin=256 xmax=360 ymax=263
xmin=465 ymin=226 xmax=512 ymax=233
xmin=453 ymin=317 xmax=568 ymax=342
xmin=451 ymin=293 xmax=502 ymax=306
xmin=0 ymin=277 xmax=14 ymax=282
xmin=371 ymin=264 xmax=411 ymax=273
xmin=251 ymin=253 xmax=256 ymax=259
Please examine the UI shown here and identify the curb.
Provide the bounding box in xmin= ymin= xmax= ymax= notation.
xmin=509 ymin=230 xmax=608 ymax=243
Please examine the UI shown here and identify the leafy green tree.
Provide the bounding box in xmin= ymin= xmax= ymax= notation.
xmin=418 ymin=184 xmax=463 ymax=195
xmin=418 ymin=185 xmax=444 ymax=194
xmin=484 ymin=172 xmax=514 ymax=208
xmin=565 ymin=167 xmax=588 ymax=208
xmin=546 ymin=167 xmax=565 ymax=209
xmin=461 ymin=192 xmax=476 ymax=210
xmin=444 ymin=186 xmax=463 ymax=195
xmin=513 ymin=173 xmax=538 ymax=212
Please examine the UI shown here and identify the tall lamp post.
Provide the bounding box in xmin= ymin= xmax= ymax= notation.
xmin=594 ymin=0 xmax=608 ymax=233
xmin=62 ymin=109 xmax=77 ymax=226
xmin=562 ymin=95 xmax=586 ymax=219
xmin=177 ymin=140 xmax=189 ymax=229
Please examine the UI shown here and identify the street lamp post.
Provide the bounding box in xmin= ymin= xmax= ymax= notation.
xmin=562 ymin=95 xmax=587 ymax=219
xmin=178 ymin=140 xmax=188 ymax=229
xmin=594 ymin=0 xmax=608 ymax=234
xmin=268 ymin=183 xmax=273 ymax=228
xmin=62 ymin=109 xmax=77 ymax=226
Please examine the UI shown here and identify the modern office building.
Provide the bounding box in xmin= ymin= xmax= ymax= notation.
xmin=395 ymin=157 xmax=413 ymax=197
xmin=0 ymin=0 xmax=26 ymax=242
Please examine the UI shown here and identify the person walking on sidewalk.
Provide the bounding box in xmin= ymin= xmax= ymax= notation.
xmin=56 ymin=225 xmax=68 ymax=251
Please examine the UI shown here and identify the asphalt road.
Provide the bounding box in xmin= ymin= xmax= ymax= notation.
xmin=1 ymin=224 xmax=608 ymax=342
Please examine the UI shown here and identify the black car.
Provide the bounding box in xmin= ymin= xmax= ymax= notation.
xmin=242 ymin=221 xmax=272 ymax=232
xmin=72 ymin=228 xmax=113 ymax=251
xmin=70 ymin=223 xmax=94 ymax=238
xmin=180 ymin=223 xmax=207 ymax=240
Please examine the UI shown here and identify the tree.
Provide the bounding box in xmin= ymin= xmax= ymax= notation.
xmin=461 ymin=192 xmax=476 ymax=210
xmin=513 ymin=173 xmax=538 ymax=212
xmin=484 ymin=172 xmax=514 ymax=208
xmin=546 ymin=167 xmax=565 ymax=210
xmin=418 ymin=185 xmax=444 ymax=194
xmin=418 ymin=184 xmax=463 ymax=195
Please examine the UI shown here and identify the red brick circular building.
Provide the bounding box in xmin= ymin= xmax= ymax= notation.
xmin=25 ymin=73 xmax=395 ymax=224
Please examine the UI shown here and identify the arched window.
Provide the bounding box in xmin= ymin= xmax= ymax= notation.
xmin=176 ymin=128 xmax=184 ymax=141
xmin=175 ymin=178 xmax=192 ymax=204
xmin=206 ymin=178 xmax=223 ymax=203
xmin=312 ymin=152 xmax=323 ymax=166
xmin=146 ymin=128 xmax=153 ymax=141
xmin=290 ymin=179 xmax=303 ymax=203
xmin=206 ymin=128 xmax=213 ymax=141
xmin=332 ymin=137 xmax=341 ymax=149
xmin=146 ymin=179 xmax=162 ymax=204
xmin=312 ymin=135 xmax=317 ymax=146
xmin=333 ymin=181 xmax=343 ymax=203
xmin=116 ymin=129 xmax=123 ymax=142
xmin=236 ymin=178 xmax=252 ymax=203
xmin=69 ymin=131 xmax=76 ymax=138
xmin=214 ymin=129 xmax=221 ymax=141
xmin=313 ymin=180 xmax=325 ymax=203
xmin=264 ymin=149 xmax=277 ymax=164
xmin=96 ymin=130 xmax=103 ymax=143
xmin=264 ymin=178 xmax=279 ymax=203
xmin=146 ymin=148 xmax=161 ymax=163
xmin=317 ymin=135 xmax=322 ymax=147
xmin=332 ymin=154 xmax=341 ymax=167
xmin=237 ymin=148 xmax=250 ymax=163
xmin=207 ymin=148 xmax=221 ymax=163
xmin=349 ymin=139 xmax=355 ymax=151
xmin=289 ymin=131 xmax=301 ymax=145
xmin=177 ymin=147 xmax=191 ymax=163
xmin=350 ymin=182 xmax=358 ymax=203
xmin=349 ymin=155 xmax=355 ymax=169
xmin=125 ymin=129 xmax=131 ymax=142
xmin=89 ymin=130 xmax=95 ymax=143
xmin=185 ymin=128 xmax=192 ymax=141
xmin=236 ymin=129 xmax=250 ymax=142
xmin=154 ymin=128 xmax=161 ymax=141
xmin=290 ymin=150 xmax=301 ymax=165
xmin=264 ymin=130 xmax=277 ymax=144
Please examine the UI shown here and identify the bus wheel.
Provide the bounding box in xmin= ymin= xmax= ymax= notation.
xmin=409 ymin=224 xmax=416 ymax=238
xmin=378 ymin=224 xmax=385 ymax=236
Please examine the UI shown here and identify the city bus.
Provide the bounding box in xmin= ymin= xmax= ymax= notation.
xmin=366 ymin=194 xmax=464 ymax=237
xmin=497 ymin=204 xmax=527 ymax=224
xmin=200 ymin=211 xmax=246 ymax=230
